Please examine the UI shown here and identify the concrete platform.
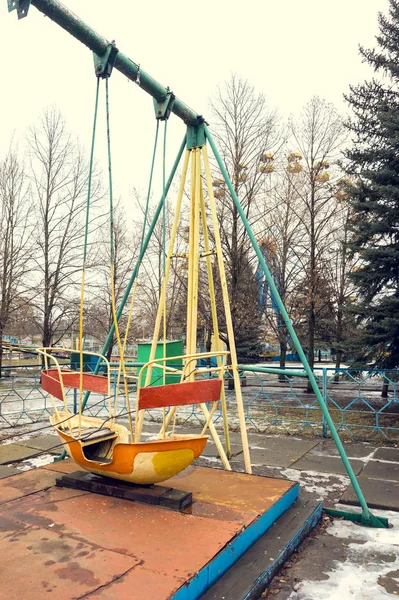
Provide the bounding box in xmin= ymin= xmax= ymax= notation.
xmin=361 ymin=458 xmax=399 ymax=481
xmin=290 ymin=454 xmax=364 ymax=475
xmin=20 ymin=434 xmax=61 ymax=455
xmin=307 ymin=438 xmax=375 ymax=458
xmin=373 ymin=447 xmax=399 ymax=462
xmin=201 ymin=496 xmax=322 ymax=600
xmin=0 ymin=442 xmax=38 ymax=464
xmin=0 ymin=461 xmax=302 ymax=600
xmin=0 ymin=465 xmax=19 ymax=479
xmin=340 ymin=475 xmax=399 ymax=511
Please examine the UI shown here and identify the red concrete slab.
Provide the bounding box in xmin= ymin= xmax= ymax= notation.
xmin=84 ymin=567 xmax=186 ymax=600
xmin=42 ymin=458 xmax=81 ymax=474
xmin=0 ymin=468 xmax=57 ymax=505
xmin=0 ymin=525 xmax=139 ymax=600
xmin=2 ymin=490 xmax=255 ymax=577
xmin=165 ymin=465 xmax=296 ymax=513
xmin=1 ymin=485 xmax=89 ymax=520
xmin=0 ymin=465 xmax=299 ymax=600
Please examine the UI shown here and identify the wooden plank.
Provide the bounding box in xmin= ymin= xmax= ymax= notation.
xmin=56 ymin=471 xmax=192 ymax=512
xmin=41 ymin=369 xmax=109 ymax=397
xmin=70 ymin=427 xmax=117 ymax=444
xmin=199 ymin=497 xmax=322 ymax=600
xmin=139 ymin=378 xmax=222 ymax=410
xmin=41 ymin=370 xmax=64 ymax=401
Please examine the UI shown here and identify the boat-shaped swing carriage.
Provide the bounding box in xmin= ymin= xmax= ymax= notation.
xmin=39 ymin=347 xmax=230 ymax=484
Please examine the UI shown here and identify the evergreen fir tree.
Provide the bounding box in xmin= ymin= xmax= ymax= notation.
xmin=345 ymin=0 xmax=399 ymax=368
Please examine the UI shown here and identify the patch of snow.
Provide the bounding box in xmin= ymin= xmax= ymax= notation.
xmin=288 ymin=508 xmax=399 ymax=600
xmin=280 ymin=468 xmax=350 ymax=502
xmin=309 ymin=447 xmax=377 ymax=463
xmin=17 ymin=453 xmax=54 ymax=471
xmin=368 ymin=457 xmax=399 ymax=465
xmin=0 ymin=423 xmax=50 ymax=445
xmin=199 ymin=455 xmax=221 ymax=463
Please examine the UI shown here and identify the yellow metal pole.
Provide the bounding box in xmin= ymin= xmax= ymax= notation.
xmin=189 ymin=149 xmax=201 ymax=376
xmin=199 ymin=176 xmax=231 ymax=456
xmin=185 ymin=149 xmax=196 ymax=376
xmin=190 ymin=149 xmax=231 ymax=469
xmin=201 ymin=145 xmax=252 ymax=474
xmin=110 ymin=263 xmax=134 ymax=441
xmin=144 ymin=149 xmax=191 ymax=387
xmin=200 ymin=402 xmax=231 ymax=470
xmin=136 ymin=149 xmax=190 ymax=441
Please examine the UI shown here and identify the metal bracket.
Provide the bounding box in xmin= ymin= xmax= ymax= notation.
xmin=93 ymin=41 xmax=119 ymax=78
xmin=186 ymin=122 xmax=206 ymax=149
xmin=153 ymin=90 xmax=175 ymax=120
xmin=8 ymin=0 xmax=30 ymax=19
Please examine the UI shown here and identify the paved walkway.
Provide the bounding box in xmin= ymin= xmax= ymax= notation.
xmin=1 ymin=423 xmax=399 ymax=509
xmin=1 ymin=422 xmax=399 ymax=599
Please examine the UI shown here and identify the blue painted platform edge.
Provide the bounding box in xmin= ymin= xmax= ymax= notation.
xmin=171 ymin=482 xmax=300 ymax=600
xmin=244 ymin=501 xmax=323 ymax=600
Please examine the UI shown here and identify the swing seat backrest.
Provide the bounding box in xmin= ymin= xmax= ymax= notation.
xmin=139 ymin=378 xmax=222 ymax=411
xmin=42 ymin=369 xmax=109 ymax=402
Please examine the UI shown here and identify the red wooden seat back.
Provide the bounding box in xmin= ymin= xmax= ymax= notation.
xmin=139 ymin=378 xmax=222 ymax=411
xmin=42 ymin=369 xmax=109 ymax=402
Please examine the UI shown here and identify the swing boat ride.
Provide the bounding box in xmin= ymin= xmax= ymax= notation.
xmin=34 ymin=77 xmax=252 ymax=484
xmin=39 ymin=348 xmax=228 ymax=485
xmin=7 ymin=0 xmax=389 ymax=533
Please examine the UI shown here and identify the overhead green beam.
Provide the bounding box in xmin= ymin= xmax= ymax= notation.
xmin=11 ymin=0 xmax=203 ymax=126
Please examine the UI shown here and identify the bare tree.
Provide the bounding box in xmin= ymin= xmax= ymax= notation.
xmin=134 ymin=195 xmax=187 ymax=342
xmin=28 ymin=107 xmax=102 ymax=350
xmin=0 ymin=148 xmax=34 ymax=375
xmin=256 ymin=158 xmax=307 ymax=369
xmin=288 ymin=97 xmax=346 ymax=384
xmin=325 ymin=191 xmax=359 ymax=371
xmin=86 ymin=202 xmax=140 ymax=357
xmin=209 ymin=74 xmax=282 ymax=359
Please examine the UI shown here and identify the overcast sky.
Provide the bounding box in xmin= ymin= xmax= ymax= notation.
xmin=1 ymin=0 xmax=389 ymax=214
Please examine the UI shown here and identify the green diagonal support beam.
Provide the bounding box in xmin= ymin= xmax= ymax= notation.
xmin=205 ymin=125 xmax=388 ymax=529
xmin=81 ymin=134 xmax=186 ymax=409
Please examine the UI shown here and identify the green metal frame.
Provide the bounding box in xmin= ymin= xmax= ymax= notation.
xmin=8 ymin=0 xmax=388 ymax=527
xmin=93 ymin=42 xmax=118 ymax=79
xmin=8 ymin=0 xmax=30 ymax=18
xmin=186 ymin=123 xmax=206 ymax=150
xmin=154 ymin=90 xmax=175 ymax=121
xmin=9 ymin=0 xmax=202 ymax=126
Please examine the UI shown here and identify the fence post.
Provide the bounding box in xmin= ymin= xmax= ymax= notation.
xmin=322 ymin=368 xmax=328 ymax=438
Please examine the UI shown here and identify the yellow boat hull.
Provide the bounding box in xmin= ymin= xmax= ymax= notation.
xmin=50 ymin=413 xmax=208 ymax=485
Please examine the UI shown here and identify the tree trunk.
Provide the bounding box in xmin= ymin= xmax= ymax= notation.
xmin=0 ymin=339 xmax=3 ymax=379
xmin=381 ymin=380 xmax=389 ymax=398
xmin=333 ymin=305 xmax=343 ymax=383
xmin=333 ymin=349 xmax=342 ymax=384
xmin=279 ymin=329 xmax=287 ymax=382
xmin=306 ymin=311 xmax=315 ymax=392
xmin=306 ymin=187 xmax=316 ymax=393
xmin=206 ymin=327 xmax=212 ymax=369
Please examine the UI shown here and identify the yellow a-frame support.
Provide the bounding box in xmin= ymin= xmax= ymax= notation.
xmin=137 ymin=145 xmax=252 ymax=474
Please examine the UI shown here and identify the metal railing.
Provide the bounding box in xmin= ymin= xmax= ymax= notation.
xmin=0 ymin=365 xmax=398 ymax=442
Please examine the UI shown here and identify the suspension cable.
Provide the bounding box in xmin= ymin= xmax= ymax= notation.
xmin=104 ymin=76 xmax=134 ymax=439
xmin=78 ymin=77 xmax=100 ymax=437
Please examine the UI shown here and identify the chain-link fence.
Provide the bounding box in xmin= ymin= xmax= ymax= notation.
xmin=1 ymin=365 xmax=398 ymax=442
